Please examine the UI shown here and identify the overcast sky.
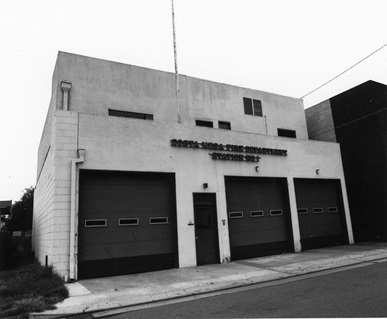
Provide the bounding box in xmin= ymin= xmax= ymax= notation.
xmin=1 ymin=0 xmax=387 ymax=202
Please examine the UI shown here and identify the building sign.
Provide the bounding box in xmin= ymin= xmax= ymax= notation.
xmin=209 ymin=152 xmax=260 ymax=162
xmin=170 ymin=139 xmax=287 ymax=162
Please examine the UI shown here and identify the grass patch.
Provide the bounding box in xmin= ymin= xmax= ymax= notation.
xmin=0 ymin=260 xmax=69 ymax=319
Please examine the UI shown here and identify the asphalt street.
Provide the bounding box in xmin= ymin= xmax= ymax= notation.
xmin=104 ymin=261 xmax=387 ymax=318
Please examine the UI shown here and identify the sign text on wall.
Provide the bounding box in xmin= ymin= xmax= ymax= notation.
xmin=170 ymin=139 xmax=287 ymax=163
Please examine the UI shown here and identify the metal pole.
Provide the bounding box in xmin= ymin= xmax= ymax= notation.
xmin=171 ymin=0 xmax=181 ymax=124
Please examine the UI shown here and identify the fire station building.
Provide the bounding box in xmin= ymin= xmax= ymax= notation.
xmin=33 ymin=52 xmax=353 ymax=280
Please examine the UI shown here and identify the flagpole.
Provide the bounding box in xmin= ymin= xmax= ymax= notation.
xmin=171 ymin=0 xmax=181 ymax=124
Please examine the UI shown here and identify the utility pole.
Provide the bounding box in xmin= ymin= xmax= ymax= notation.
xmin=171 ymin=0 xmax=181 ymax=124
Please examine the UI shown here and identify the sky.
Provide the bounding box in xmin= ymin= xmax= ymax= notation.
xmin=1 ymin=0 xmax=387 ymax=202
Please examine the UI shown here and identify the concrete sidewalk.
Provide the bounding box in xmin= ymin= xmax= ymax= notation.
xmin=33 ymin=243 xmax=387 ymax=318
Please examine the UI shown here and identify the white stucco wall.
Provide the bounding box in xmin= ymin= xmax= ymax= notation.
xmin=54 ymin=51 xmax=308 ymax=139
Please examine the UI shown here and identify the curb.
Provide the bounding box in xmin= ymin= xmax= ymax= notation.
xmin=29 ymin=255 xmax=387 ymax=319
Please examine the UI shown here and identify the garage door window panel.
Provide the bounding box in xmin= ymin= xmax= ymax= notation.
xmin=229 ymin=212 xmax=244 ymax=219
xmin=149 ymin=217 xmax=169 ymax=224
xmin=250 ymin=211 xmax=264 ymax=217
xmin=85 ymin=219 xmax=107 ymax=227
xmin=119 ymin=218 xmax=139 ymax=226
xmin=270 ymin=210 xmax=283 ymax=216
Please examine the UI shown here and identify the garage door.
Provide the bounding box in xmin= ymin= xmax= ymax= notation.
xmin=78 ymin=170 xmax=178 ymax=279
xmin=225 ymin=177 xmax=292 ymax=260
xmin=294 ymin=179 xmax=348 ymax=250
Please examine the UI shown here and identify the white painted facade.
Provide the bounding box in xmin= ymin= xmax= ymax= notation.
xmin=33 ymin=52 xmax=353 ymax=280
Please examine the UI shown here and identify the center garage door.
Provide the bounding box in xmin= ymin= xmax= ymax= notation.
xmin=78 ymin=170 xmax=178 ymax=279
xmin=225 ymin=177 xmax=293 ymax=261
xmin=294 ymin=178 xmax=348 ymax=250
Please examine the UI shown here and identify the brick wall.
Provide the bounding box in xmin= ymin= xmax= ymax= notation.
xmin=33 ymin=110 xmax=78 ymax=277
xmin=33 ymin=119 xmax=55 ymax=268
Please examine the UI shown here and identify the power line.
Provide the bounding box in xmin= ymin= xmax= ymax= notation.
xmin=301 ymin=41 xmax=387 ymax=99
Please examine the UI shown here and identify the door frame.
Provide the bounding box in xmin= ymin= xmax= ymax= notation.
xmin=193 ymin=193 xmax=220 ymax=265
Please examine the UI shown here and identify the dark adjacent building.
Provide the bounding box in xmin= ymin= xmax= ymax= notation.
xmin=306 ymin=80 xmax=387 ymax=242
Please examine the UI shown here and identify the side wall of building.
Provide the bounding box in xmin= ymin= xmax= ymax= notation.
xmin=33 ymin=123 xmax=55 ymax=267
xmin=305 ymin=100 xmax=336 ymax=142
xmin=33 ymin=110 xmax=79 ymax=276
xmin=330 ymin=81 xmax=387 ymax=241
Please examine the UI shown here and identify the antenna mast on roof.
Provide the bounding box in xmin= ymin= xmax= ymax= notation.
xmin=171 ymin=0 xmax=181 ymax=124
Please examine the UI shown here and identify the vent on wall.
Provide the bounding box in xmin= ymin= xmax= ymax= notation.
xmin=109 ymin=109 xmax=153 ymax=120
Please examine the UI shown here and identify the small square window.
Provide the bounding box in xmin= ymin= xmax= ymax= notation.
xmin=196 ymin=120 xmax=213 ymax=128
xmin=253 ymin=100 xmax=263 ymax=117
xmin=278 ymin=128 xmax=296 ymax=138
xmin=243 ymin=97 xmax=263 ymax=117
xmin=218 ymin=121 xmax=231 ymax=130
xmin=243 ymin=98 xmax=253 ymax=115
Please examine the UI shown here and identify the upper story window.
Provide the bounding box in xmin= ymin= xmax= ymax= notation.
xmin=109 ymin=109 xmax=153 ymax=120
xmin=196 ymin=120 xmax=213 ymax=128
xmin=218 ymin=121 xmax=231 ymax=130
xmin=243 ymin=97 xmax=263 ymax=117
xmin=278 ymin=128 xmax=296 ymax=138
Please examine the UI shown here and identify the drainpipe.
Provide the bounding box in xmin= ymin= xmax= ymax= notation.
xmin=69 ymin=149 xmax=85 ymax=281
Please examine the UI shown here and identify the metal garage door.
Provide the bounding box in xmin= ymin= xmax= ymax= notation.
xmin=225 ymin=177 xmax=293 ymax=260
xmin=294 ymin=179 xmax=348 ymax=250
xmin=78 ymin=170 xmax=178 ymax=279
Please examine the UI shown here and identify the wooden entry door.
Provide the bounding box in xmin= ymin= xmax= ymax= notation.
xmin=193 ymin=193 xmax=220 ymax=265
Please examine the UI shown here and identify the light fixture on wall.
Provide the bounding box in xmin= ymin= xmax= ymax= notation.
xmin=316 ymin=169 xmax=320 ymax=175
xmin=255 ymin=166 xmax=259 ymax=172
xmin=203 ymin=183 xmax=208 ymax=189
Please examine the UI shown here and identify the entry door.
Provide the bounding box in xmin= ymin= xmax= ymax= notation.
xmin=193 ymin=193 xmax=220 ymax=265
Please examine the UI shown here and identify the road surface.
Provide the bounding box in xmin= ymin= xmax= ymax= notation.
xmin=104 ymin=261 xmax=387 ymax=318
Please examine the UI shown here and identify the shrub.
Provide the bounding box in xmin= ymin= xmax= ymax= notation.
xmin=0 ymin=260 xmax=69 ymax=319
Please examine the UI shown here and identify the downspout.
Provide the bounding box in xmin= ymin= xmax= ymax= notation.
xmin=69 ymin=149 xmax=85 ymax=281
